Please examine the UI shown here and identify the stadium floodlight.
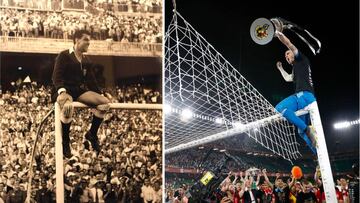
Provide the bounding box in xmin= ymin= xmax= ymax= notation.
xmin=334 ymin=121 xmax=350 ymax=129
xmin=215 ymin=118 xmax=223 ymax=124
xmin=334 ymin=119 xmax=360 ymax=129
xmin=164 ymin=104 xmax=172 ymax=114
xmin=233 ymin=121 xmax=245 ymax=130
xmin=181 ymin=108 xmax=193 ymax=120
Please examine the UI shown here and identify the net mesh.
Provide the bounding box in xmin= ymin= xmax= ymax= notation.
xmin=165 ymin=11 xmax=301 ymax=162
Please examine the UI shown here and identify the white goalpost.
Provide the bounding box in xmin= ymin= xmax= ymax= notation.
xmin=165 ymin=9 xmax=337 ymax=202
xmin=54 ymin=102 xmax=162 ymax=203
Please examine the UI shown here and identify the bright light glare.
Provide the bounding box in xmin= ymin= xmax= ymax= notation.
xmin=233 ymin=121 xmax=245 ymax=130
xmin=215 ymin=118 xmax=223 ymax=124
xmin=334 ymin=119 xmax=360 ymax=129
xmin=181 ymin=109 xmax=193 ymax=120
xmin=334 ymin=121 xmax=350 ymax=129
xmin=164 ymin=104 xmax=172 ymax=114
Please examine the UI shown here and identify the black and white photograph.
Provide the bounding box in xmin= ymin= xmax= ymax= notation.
xmin=0 ymin=0 xmax=163 ymax=202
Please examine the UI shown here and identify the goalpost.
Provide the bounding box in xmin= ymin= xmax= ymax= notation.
xmin=164 ymin=8 xmax=337 ymax=202
xmin=54 ymin=102 xmax=162 ymax=203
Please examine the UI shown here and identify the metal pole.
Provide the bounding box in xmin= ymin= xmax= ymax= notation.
xmin=307 ymin=102 xmax=337 ymax=202
xmin=55 ymin=103 xmax=64 ymax=203
xmin=71 ymin=102 xmax=162 ymax=110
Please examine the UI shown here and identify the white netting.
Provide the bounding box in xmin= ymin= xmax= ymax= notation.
xmin=165 ymin=11 xmax=302 ymax=162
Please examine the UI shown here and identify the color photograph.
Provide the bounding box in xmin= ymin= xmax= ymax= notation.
xmin=164 ymin=1 xmax=359 ymax=203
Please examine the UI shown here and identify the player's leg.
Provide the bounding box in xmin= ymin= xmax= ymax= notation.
xmin=275 ymin=94 xmax=307 ymax=131
xmin=297 ymin=91 xmax=317 ymax=151
xmin=77 ymin=91 xmax=110 ymax=154
xmin=56 ymin=92 xmax=75 ymax=158
xmin=275 ymin=93 xmax=316 ymax=154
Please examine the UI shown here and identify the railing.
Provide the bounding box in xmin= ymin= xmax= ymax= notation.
xmin=54 ymin=102 xmax=162 ymax=203
xmin=0 ymin=2 xmax=162 ymax=13
xmin=116 ymin=3 xmax=162 ymax=13
xmin=0 ymin=36 xmax=162 ymax=57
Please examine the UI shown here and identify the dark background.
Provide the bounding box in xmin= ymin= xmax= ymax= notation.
xmin=165 ymin=0 xmax=359 ymax=154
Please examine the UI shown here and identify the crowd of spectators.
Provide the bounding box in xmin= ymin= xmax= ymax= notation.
xmin=165 ymin=166 xmax=359 ymax=203
xmin=0 ymin=83 xmax=162 ymax=202
xmin=165 ymin=145 xmax=358 ymax=203
xmin=165 ymin=148 xmax=298 ymax=173
xmin=87 ymin=0 xmax=162 ymax=14
xmin=0 ymin=1 xmax=162 ymax=43
xmin=105 ymin=83 xmax=161 ymax=104
xmin=0 ymin=0 xmax=162 ymax=14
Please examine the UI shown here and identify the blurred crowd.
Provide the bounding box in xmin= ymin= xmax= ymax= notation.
xmin=0 ymin=83 xmax=162 ymax=202
xmin=166 ymin=147 xmax=359 ymax=203
xmin=0 ymin=1 xmax=162 ymax=43
xmin=165 ymin=166 xmax=359 ymax=203
xmin=0 ymin=0 xmax=162 ymax=13
xmin=165 ymin=149 xmax=302 ymax=173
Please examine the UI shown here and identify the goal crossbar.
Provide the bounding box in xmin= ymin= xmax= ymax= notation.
xmin=165 ymin=109 xmax=308 ymax=154
xmin=54 ymin=102 xmax=162 ymax=203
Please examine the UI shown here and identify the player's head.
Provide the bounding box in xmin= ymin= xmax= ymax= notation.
xmin=144 ymin=178 xmax=150 ymax=186
xmin=260 ymin=182 xmax=269 ymax=190
xmin=303 ymin=181 xmax=313 ymax=193
xmin=285 ymin=50 xmax=295 ymax=64
xmin=73 ymin=30 xmax=91 ymax=53
xmin=275 ymin=178 xmax=285 ymax=188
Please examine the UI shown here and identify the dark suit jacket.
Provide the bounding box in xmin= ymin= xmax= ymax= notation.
xmin=35 ymin=188 xmax=55 ymax=203
xmin=52 ymin=49 xmax=101 ymax=100
xmin=243 ymin=189 xmax=259 ymax=203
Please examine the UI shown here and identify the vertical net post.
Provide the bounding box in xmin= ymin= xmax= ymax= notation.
xmin=54 ymin=103 xmax=65 ymax=203
xmin=308 ymin=101 xmax=337 ymax=202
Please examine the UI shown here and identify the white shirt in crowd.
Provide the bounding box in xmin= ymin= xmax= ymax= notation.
xmin=141 ymin=184 xmax=156 ymax=203
xmin=89 ymin=187 xmax=104 ymax=203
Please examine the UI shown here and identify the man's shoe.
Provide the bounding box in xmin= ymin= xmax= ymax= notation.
xmin=85 ymin=131 xmax=100 ymax=155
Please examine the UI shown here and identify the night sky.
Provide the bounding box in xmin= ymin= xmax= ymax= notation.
xmin=165 ymin=0 xmax=359 ymax=154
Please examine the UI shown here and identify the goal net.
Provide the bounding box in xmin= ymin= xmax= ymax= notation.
xmin=165 ymin=11 xmax=302 ymax=162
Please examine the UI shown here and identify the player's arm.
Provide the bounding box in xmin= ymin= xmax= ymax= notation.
xmin=238 ymin=182 xmax=245 ymax=198
xmin=53 ymin=52 xmax=74 ymax=116
xmin=275 ymin=31 xmax=298 ymax=56
xmin=314 ymin=166 xmax=322 ymax=186
xmin=255 ymin=172 xmax=261 ymax=186
xmin=232 ymin=173 xmax=238 ymax=185
xmin=276 ymin=61 xmax=293 ymax=82
xmin=262 ymin=169 xmax=274 ymax=189
xmin=52 ymin=52 xmax=68 ymax=94
xmin=288 ymin=176 xmax=295 ymax=188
